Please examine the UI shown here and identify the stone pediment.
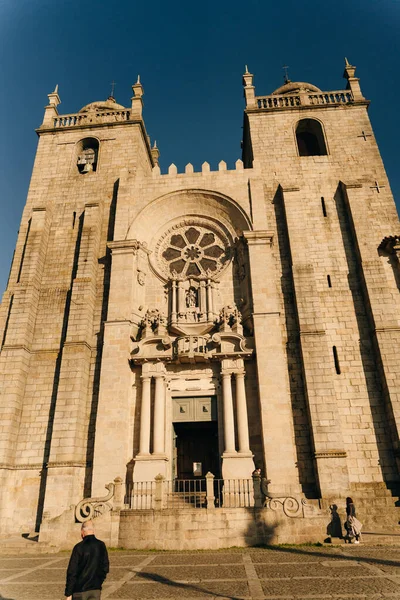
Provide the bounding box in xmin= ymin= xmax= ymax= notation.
xmin=130 ymin=336 xmax=173 ymax=363
xmin=210 ymin=332 xmax=253 ymax=358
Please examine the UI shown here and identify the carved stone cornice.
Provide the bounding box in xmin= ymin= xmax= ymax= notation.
xmin=280 ymin=186 xmax=300 ymax=193
xmin=314 ymin=450 xmax=347 ymax=459
xmin=243 ymin=230 xmax=274 ymax=246
xmin=107 ymin=240 xmax=149 ymax=256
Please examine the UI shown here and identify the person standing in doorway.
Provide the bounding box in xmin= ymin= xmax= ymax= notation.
xmin=65 ymin=520 xmax=109 ymax=600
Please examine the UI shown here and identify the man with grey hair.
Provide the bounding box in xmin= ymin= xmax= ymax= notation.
xmin=65 ymin=520 xmax=109 ymax=600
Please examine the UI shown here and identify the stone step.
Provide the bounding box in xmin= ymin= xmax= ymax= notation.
xmin=360 ymin=531 xmax=400 ymax=545
xmin=0 ymin=535 xmax=59 ymax=555
xmin=329 ymin=530 xmax=400 ymax=546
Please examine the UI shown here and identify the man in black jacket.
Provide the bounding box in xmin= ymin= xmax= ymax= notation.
xmin=65 ymin=520 xmax=109 ymax=600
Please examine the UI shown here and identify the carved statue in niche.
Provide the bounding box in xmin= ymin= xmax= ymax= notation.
xmin=186 ymin=286 xmax=198 ymax=308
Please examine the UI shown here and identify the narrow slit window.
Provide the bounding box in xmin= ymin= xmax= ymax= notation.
xmin=72 ymin=211 xmax=76 ymax=229
xmin=333 ymin=346 xmax=341 ymax=374
xmin=327 ymin=275 xmax=332 ymax=288
xmin=321 ymin=197 xmax=327 ymax=217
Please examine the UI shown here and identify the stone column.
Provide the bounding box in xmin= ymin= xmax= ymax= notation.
xmin=235 ymin=370 xmax=251 ymax=454
xmin=139 ymin=375 xmax=152 ymax=455
xmin=221 ymin=360 xmax=255 ymax=479
xmin=153 ymin=374 xmax=166 ymax=455
xmin=207 ymin=279 xmax=213 ymax=321
xmin=177 ymin=281 xmax=184 ymax=314
xmin=171 ymin=280 xmax=177 ymax=324
xmin=133 ymin=362 xmax=168 ymax=482
xmin=222 ymin=372 xmax=236 ymax=454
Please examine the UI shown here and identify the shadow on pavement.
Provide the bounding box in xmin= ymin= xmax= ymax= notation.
xmin=256 ymin=544 xmax=400 ymax=569
xmin=137 ymin=571 xmax=243 ymax=599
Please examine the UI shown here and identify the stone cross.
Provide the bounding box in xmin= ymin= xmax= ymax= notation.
xmin=283 ymin=65 xmax=290 ymax=83
xmin=370 ymin=180 xmax=386 ymax=193
xmin=358 ymin=130 xmax=372 ymax=141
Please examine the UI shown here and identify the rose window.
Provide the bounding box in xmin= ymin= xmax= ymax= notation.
xmin=161 ymin=226 xmax=228 ymax=277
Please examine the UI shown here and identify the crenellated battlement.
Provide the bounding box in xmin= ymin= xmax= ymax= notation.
xmin=152 ymin=159 xmax=248 ymax=177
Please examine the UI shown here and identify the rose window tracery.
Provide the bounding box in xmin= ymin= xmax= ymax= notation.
xmin=160 ymin=226 xmax=228 ymax=278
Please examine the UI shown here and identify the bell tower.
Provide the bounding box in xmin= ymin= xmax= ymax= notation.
xmin=242 ymin=60 xmax=400 ymax=498
xmin=0 ymin=77 xmax=155 ymax=529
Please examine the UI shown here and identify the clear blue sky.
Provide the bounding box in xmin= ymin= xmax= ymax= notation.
xmin=0 ymin=0 xmax=399 ymax=296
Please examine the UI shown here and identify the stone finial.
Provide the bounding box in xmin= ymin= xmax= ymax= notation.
xmin=47 ymin=84 xmax=61 ymax=107
xmin=151 ymin=140 xmax=160 ymax=166
xmin=218 ymin=160 xmax=227 ymax=171
xmin=152 ymin=165 xmax=161 ymax=176
xmin=131 ymin=75 xmax=144 ymax=118
xmin=243 ymin=66 xmax=253 ymax=87
xmin=41 ymin=84 xmax=61 ymax=127
xmin=168 ymin=163 xmax=177 ymax=175
xmin=242 ymin=68 xmax=256 ymax=109
xmin=202 ymin=161 xmax=210 ymax=173
xmin=343 ymin=57 xmax=363 ymax=100
xmin=185 ymin=163 xmax=194 ymax=173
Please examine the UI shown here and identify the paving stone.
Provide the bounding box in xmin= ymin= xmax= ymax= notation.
xmin=137 ymin=564 xmax=247 ymax=580
xmin=112 ymin=580 xmax=250 ymax=598
xmin=255 ymin=563 xmax=372 ymax=579
xmin=260 ymin=576 xmax=399 ymax=596
xmin=151 ymin=552 xmax=245 ymax=565
xmin=0 ymin=583 xmax=64 ymax=599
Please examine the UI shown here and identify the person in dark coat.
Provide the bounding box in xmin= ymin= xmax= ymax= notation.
xmin=344 ymin=497 xmax=362 ymax=543
xmin=65 ymin=520 xmax=109 ymax=600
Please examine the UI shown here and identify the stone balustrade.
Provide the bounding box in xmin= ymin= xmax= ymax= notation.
xmin=256 ymin=90 xmax=354 ymax=110
xmin=174 ymin=335 xmax=209 ymax=359
xmin=52 ymin=109 xmax=132 ymax=129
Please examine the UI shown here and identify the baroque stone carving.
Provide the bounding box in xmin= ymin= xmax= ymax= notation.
xmin=75 ymin=481 xmax=115 ymax=522
xmin=152 ymin=218 xmax=232 ymax=282
xmin=216 ymin=305 xmax=243 ymax=334
xmin=137 ymin=270 xmax=146 ymax=285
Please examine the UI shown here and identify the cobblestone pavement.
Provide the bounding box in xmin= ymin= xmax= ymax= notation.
xmin=1 ymin=545 xmax=400 ymax=599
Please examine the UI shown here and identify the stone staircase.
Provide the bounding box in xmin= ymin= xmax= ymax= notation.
xmin=0 ymin=533 xmax=60 ymax=555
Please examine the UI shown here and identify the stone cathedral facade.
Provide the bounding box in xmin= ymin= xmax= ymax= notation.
xmin=0 ymin=61 xmax=399 ymax=547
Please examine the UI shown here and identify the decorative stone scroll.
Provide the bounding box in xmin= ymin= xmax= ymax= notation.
xmin=75 ymin=477 xmax=123 ymax=522
xmin=266 ymin=496 xmax=307 ymax=518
